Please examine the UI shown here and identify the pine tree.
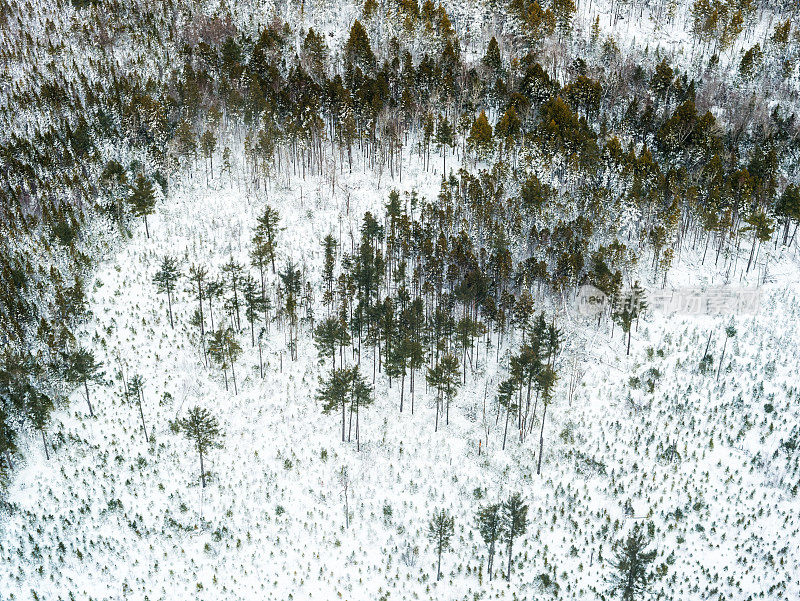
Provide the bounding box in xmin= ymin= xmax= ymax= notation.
xmin=201 ymin=130 xmax=216 ymax=182
xmin=0 ymin=404 xmax=16 ymax=475
xmin=242 ymin=275 xmax=265 ymax=347
xmin=775 ymin=184 xmax=800 ymax=244
xmin=427 ymin=508 xmax=455 ymax=582
xmin=208 ymin=327 xmax=242 ymax=394
xmin=62 ymin=347 xmax=104 ymax=417
xmin=321 ymin=234 xmax=338 ymax=312
xmin=187 ymin=264 xmax=208 ymax=336
xmin=345 ymin=19 xmax=375 ymax=74
xmin=314 ymin=316 xmax=350 ymax=369
xmin=255 ymin=205 xmax=281 ymax=273
xmin=501 ymin=493 xmax=529 ymax=582
xmin=476 ymin=502 xmax=502 ymax=580
xmin=317 ymin=367 xmax=351 ymax=442
xmin=426 ymin=353 xmax=460 ymax=430
xmin=126 ymin=374 xmax=149 ymax=443
xmin=128 ymin=174 xmax=156 ymax=238
xmin=154 ymin=256 xmax=181 ymax=329
xmin=279 ymin=261 xmax=303 ymax=360
xmin=497 ymin=377 xmax=518 ymax=450
xmin=468 ymin=111 xmax=493 ymax=159
xmin=608 ymin=525 xmax=658 ymax=601
xmin=176 ymin=406 xmax=223 ymax=488
xmin=317 ymin=366 xmax=372 ymax=447
xmin=221 ymin=259 xmax=244 ymax=329
xmin=613 ymin=282 xmax=646 ymax=355
xmin=26 ymin=388 xmax=53 ymax=460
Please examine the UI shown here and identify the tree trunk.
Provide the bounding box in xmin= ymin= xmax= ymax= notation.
xmin=199 ymin=448 xmax=206 ymax=488
xmin=84 ymin=380 xmax=94 ymax=417
xmin=502 ymin=402 xmax=510 ymax=450
xmin=537 ymin=402 xmax=548 ymax=475
xmin=41 ymin=429 xmax=49 ymax=460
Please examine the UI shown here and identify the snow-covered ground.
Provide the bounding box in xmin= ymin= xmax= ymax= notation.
xmin=2 ymin=140 xmax=799 ymax=599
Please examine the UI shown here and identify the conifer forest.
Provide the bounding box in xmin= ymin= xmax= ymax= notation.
xmin=1 ymin=0 xmax=800 ymax=598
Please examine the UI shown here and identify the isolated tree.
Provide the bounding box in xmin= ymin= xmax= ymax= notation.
xmin=176 ymin=406 xmax=223 ymax=488
xmin=62 ymin=347 xmax=104 ymax=417
xmin=154 ymin=256 xmax=181 ymax=328
xmin=501 ymin=493 xmax=529 ymax=582
xmin=321 ymin=234 xmax=338 ymax=311
xmin=126 ymin=374 xmax=149 ymax=443
xmin=187 ymin=264 xmax=208 ymax=336
xmin=242 ymin=274 xmax=265 ymax=346
xmin=497 ymin=377 xmax=518 ymax=450
xmin=609 ymin=525 xmax=658 ymax=601
xmin=255 ymin=205 xmax=281 ymax=273
xmin=716 ymin=323 xmax=736 ymax=380
xmin=427 ymin=508 xmax=455 ymax=582
xmin=613 ymin=282 xmax=647 ymax=355
xmin=129 ymin=174 xmax=156 ymax=238
xmin=221 ymin=259 xmax=244 ymax=329
xmin=536 ymin=365 xmax=558 ymax=475
xmin=279 ymin=261 xmax=303 ymax=360
xmin=476 ymin=502 xmax=502 ymax=580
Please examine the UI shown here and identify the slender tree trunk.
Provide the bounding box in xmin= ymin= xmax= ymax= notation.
xmin=537 ymin=402 xmax=548 ymax=475
xmin=199 ymin=448 xmax=206 ymax=488
xmin=41 ymin=429 xmax=49 ymax=460
xmin=84 ymin=380 xmax=94 ymax=416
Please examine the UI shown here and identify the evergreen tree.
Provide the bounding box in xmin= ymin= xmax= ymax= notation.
xmin=314 ymin=316 xmax=350 ymax=369
xmin=221 ymin=259 xmax=244 ymax=329
xmin=176 ymin=406 xmax=223 ymax=488
xmin=255 ymin=205 xmax=281 ymax=273
xmin=427 ymin=508 xmax=455 ymax=582
xmin=501 ymin=493 xmax=529 ymax=582
xmin=476 ymin=502 xmax=502 ymax=580
xmin=154 ymin=256 xmax=181 ymax=329
xmin=279 ymin=261 xmax=303 ymax=360
xmin=62 ymin=347 xmax=104 ymax=417
xmin=608 ymin=525 xmax=658 ymax=601
xmin=128 ymin=174 xmax=157 ymax=238
xmin=0 ymin=404 xmax=16 ymax=475
xmin=126 ymin=374 xmax=149 ymax=443
xmin=613 ymin=282 xmax=646 ymax=355
xmin=187 ymin=264 xmax=208 ymax=336
xmin=26 ymin=388 xmax=54 ymax=460
xmin=776 ymin=184 xmax=800 ymax=244
xmin=426 ymin=353 xmax=460 ymax=430
xmin=242 ymin=274 xmax=265 ymax=346
xmin=468 ymin=111 xmax=493 ymax=159
xmin=345 ymin=20 xmax=375 ymax=74
xmin=317 ymin=366 xmax=372 ymax=447
xmin=322 ymin=234 xmax=338 ymax=312
xmin=208 ymin=327 xmax=242 ymax=394
xmin=497 ymin=377 xmax=518 ymax=450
